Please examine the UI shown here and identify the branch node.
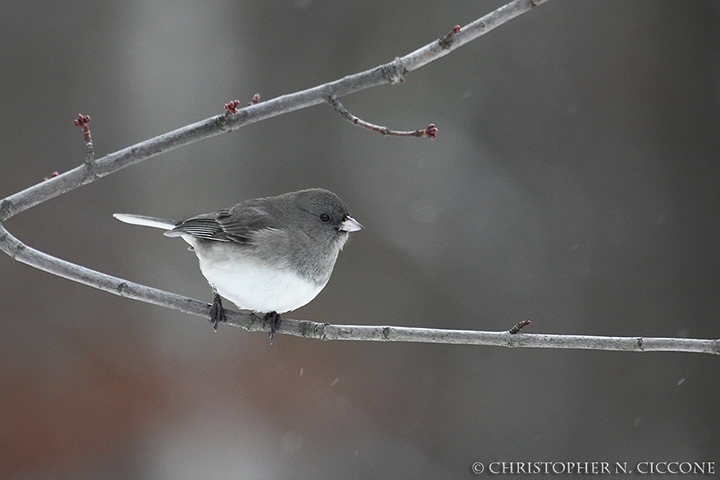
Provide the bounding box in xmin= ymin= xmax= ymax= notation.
xmin=509 ymin=319 xmax=532 ymax=334
xmin=117 ymin=282 xmax=128 ymax=295
xmin=300 ymin=320 xmax=316 ymax=338
xmin=0 ymin=199 xmax=12 ymax=221
xmin=73 ymin=114 xmax=95 ymax=163
xmin=382 ymin=326 xmax=391 ymax=339
xmin=10 ymin=241 xmax=26 ymax=259
xmin=218 ymin=99 xmax=253 ymax=131
xmin=439 ymin=25 xmax=461 ymax=49
xmin=381 ymin=58 xmax=406 ymax=85
xmin=637 ymin=337 xmax=644 ymax=350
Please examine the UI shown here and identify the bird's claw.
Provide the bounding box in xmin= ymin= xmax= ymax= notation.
xmin=263 ymin=311 xmax=281 ymax=344
xmin=209 ymin=293 xmax=227 ymax=331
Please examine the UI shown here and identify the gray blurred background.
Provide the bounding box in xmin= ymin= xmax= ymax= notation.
xmin=1 ymin=0 xmax=719 ymax=478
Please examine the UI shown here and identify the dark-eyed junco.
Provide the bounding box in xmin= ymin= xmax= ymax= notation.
xmin=114 ymin=188 xmax=362 ymax=340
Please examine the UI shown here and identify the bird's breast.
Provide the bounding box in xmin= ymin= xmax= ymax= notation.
xmin=191 ymin=241 xmax=327 ymax=314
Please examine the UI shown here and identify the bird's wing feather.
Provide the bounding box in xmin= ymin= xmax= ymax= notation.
xmin=165 ymin=202 xmax=281 ymax=244
xmin=217 ymin=203 xmax=281 ymax=244
xmin=165 ymin=212 xmax=230 ymax=242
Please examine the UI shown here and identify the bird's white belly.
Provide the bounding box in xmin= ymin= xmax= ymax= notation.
xmin=195 ymin=249 xmax=325 ymax=314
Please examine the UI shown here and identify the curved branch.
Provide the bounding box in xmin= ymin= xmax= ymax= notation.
xmin=1 ymin=225 xmax=717 ymax=355
xmin=5 ymin=0 xmax=716 ymax=355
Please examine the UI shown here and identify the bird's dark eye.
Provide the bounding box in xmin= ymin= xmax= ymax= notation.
xmin=319 ymin=213 xmax=330 ymax=223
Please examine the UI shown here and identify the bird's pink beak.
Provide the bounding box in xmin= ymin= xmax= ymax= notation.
xmin=339 ymin=215 xmax=363 ymax=232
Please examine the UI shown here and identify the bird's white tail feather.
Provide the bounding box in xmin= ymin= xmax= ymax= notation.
xmin=113 ymin=213 xmax=176 ymax=230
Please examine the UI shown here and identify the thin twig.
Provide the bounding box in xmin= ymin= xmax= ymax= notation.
xmin=439 ymin=25 xmax=462 ymax=49
xmin=509 ymin=319 xmax=532 ymax=334
xmin=329 ymin=96 xmax=437 ymax=139
xmin=73 ymin=114 xmax=94 ymax=163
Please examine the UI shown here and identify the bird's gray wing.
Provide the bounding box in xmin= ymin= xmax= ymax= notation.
xmin=216 ymin=202 xmax=281 ymax=244
xmin=165 ymin=200 xmax=281 ymax=244
xmin=165 ymin=211 xmax=231 ymax=242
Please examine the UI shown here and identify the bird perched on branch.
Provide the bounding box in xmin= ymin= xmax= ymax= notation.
xmin=114 ymin=188 xmax=362 ymax=341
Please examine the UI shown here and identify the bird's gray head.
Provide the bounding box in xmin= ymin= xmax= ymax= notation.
xmin=283 ymin=189 xmax=363 ymax=244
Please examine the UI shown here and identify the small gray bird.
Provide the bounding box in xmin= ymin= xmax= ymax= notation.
xmin=114 ymin=188 xmax=362 ymax=340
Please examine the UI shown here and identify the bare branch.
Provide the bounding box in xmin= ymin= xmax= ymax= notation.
xmin=314 ymin=326 xmax=720 ymax=356
xmin=8 ymin=0 xmax=715 ymax=355
xmin=1 ymin=224 xmax=717 ymax=355
xmin=0 ymin=0 xmax=548 ymax=222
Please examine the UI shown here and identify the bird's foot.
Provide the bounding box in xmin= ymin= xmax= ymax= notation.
xmin=263 ymin=311 xmax=281 ymax=344
xmin=209 ymin=292 xmax=227 ymax=332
